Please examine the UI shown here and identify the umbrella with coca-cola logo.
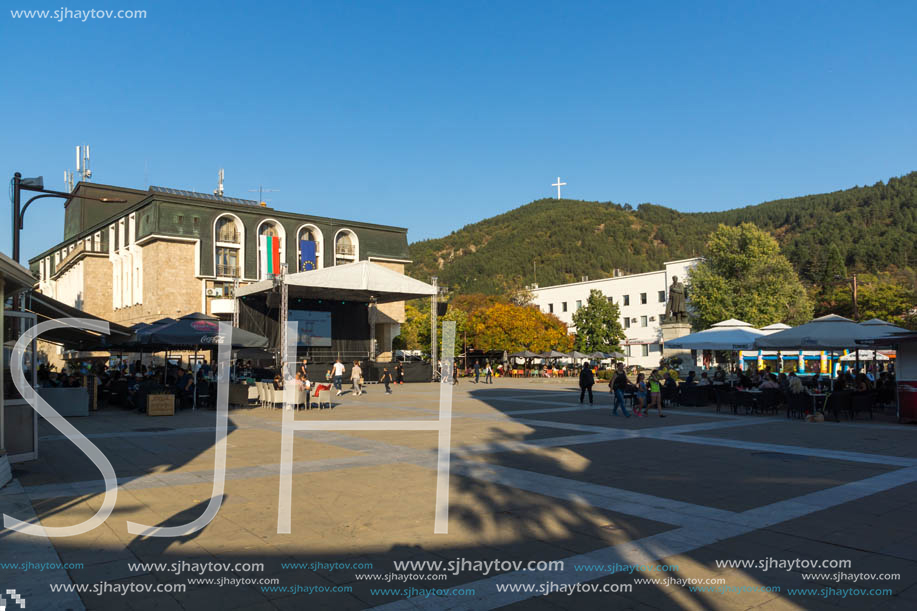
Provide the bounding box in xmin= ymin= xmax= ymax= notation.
xmin=137 ymin=312 xmax=269 ymax=349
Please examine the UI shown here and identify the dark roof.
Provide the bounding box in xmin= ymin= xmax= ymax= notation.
xmin=149 ymin=186 xmax=260 ymax=207
xmin=857 ymin=333 xmax=917 ymax=346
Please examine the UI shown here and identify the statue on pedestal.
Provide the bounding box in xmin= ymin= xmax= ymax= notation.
xmin=665 ymin=276 xmax=687 ymax=323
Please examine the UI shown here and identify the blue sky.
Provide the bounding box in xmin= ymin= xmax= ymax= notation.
xmin=3 ymin=0 xmax=916 ymax=263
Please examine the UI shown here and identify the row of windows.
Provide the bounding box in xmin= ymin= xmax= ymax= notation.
xmin=544 ymin=290 xmax=666 ymax=316
xmin=213 ymin=215 xmax=359 ymax=280
xmin=617 ymin=291 xmax=666 ymax=306
xmin=42 ymin=213 xmax=363 ymax=288
xmin=622 ymin=343 xmax=659 ymax=357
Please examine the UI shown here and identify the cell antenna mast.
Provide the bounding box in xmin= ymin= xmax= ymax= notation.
xmin=75 ymin=145 xmax=92 ymax=182
xmin=214 ymin=168 xmax=225 ymax=196
xmin=248 ymin=185 xmax=279 ymax=207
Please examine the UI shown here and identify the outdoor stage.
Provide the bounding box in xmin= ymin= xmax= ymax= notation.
xmin=234 ymin=261 xmax=436 ymax=375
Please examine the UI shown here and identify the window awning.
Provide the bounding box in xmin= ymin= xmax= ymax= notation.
xmin=23 ymin=291 xmax=133 ymax=349
xmin=0 ymin=252 xmax=35 ymax=293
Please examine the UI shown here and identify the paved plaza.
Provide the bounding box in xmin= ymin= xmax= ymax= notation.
xmin=2 ymin=378 xmax=916 ymax=610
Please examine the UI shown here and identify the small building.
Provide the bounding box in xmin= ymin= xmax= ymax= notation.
xmin=29 ymin=182 xmax=413 ymax=362
xmin=529 ymin=258 xmax=702 ymax=368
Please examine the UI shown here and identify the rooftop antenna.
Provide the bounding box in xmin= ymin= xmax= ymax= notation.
xmin=75 ymin=145 xmax=92 ymax=183
xmin=248 ymin=185 xmax=279 ymax=207
xmin=213 ymin=168 xmax=225 ymax=197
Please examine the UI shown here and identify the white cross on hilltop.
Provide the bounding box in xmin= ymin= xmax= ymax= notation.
xmin=552 ymin=177 xmax=567 ymax=199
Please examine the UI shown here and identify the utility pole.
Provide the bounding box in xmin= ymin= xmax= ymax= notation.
xmin=851 ymin=273 xmax=859 ymax=321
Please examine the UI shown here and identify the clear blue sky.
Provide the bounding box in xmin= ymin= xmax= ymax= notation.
xmin=3 ymin=0 xmax=916 ymax=263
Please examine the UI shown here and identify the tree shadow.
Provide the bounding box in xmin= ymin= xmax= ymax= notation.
xmin=10 ymin=382 xmax=872 ymax=609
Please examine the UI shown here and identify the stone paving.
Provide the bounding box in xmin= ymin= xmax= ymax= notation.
xmin=1 ymin=378 xmax=915 ymax=610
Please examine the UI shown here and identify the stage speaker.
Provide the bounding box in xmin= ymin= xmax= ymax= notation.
xmin=266 ymin=292 xmax=282 ymax=308
xmin=437 ymin=303 xmax=448 ymax=316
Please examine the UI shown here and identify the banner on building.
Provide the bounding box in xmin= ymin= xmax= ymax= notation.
xmin=300 ymin=240 xmax=317 ymax=271
xmin=260 ymin=235 xmax=282 ymax=276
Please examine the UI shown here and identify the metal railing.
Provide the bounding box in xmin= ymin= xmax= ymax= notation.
xmin=216 ymin=229 xmax=241 ymax=243
xmin=216 ymin=264 xmax=240 ymax=277
xmin=335 ymin=243 xmax=355 ymax=256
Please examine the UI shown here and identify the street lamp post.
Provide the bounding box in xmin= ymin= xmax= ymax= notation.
xmin=10 ymin=172 xmax=126 ymax=262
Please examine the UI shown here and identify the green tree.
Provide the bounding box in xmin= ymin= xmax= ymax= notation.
xmin=395 ymin=301 xmax=429 ymax=353
xmin=820 ymin=244 xmax=848 ymax=286
xmin=859 ymin=277 xmax=914 ymax=321
xmin=688 ymin=223 xmax=813 ymax=329
xmin=572 ymin=289 xmax=624 ymax=352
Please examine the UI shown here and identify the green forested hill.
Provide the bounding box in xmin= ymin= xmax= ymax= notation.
xmin=407 ymin=172 xmax=917 ymax=295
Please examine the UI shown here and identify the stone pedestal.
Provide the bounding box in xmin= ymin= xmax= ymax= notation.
xmin=661 ymin=321 xmax=693 ymax=366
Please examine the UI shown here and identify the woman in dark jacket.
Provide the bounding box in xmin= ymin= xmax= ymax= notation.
xmin=579 ymin=361 xmax=595 ymax=404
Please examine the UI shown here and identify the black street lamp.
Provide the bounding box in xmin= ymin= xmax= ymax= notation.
xmin=10 ymin=172 xmax=127 ymax=263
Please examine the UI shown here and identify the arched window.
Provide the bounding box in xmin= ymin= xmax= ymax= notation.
xmin=297 ymin=224 xmax=323 ymax=271
xmin=214 ymin=214 xmax=243 ymax=278
xmin=257 ymin=219 xmax=286 ymax=279
xmin=334 ymin=229 xmax=358 ymax=265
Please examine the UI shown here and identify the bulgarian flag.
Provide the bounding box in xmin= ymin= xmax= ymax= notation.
xmin=261 ymin=235 xmax=282 ymax=276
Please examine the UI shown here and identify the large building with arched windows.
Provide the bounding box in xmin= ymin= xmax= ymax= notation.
xmin=28 ymin=181 xmax=412 ymax=358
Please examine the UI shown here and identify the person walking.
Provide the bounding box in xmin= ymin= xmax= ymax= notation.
xmin=633 ymin=373 xmax=647 ymax=417
xmin=484 ymin=362 xmax=493 ymax=384
xmin=473 ymin=361 xmax=480 ymax=383
xmin=332 ymin=358 xmax=345 ymax=396
xmin=380 ymin=368 xmax=394 ymax=394
xmin=579 ymin=361 xmax=595 ymax=404
xmin=396 ymin=362 xmax=405 ymax=385
xmin=611 ymin=362 xmax=631 ymax=417
xmin=649 ymin=369 xmax=665 ymax=417
xmin=351 ymin=361 xmax=363 ymax=395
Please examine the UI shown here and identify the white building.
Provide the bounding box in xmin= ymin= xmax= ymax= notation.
xmin=530 ymin=258 xmax=702 ymax=368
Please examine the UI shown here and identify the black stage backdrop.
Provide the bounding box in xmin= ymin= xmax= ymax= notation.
xmin=238 ymin=293 xmax=371 ymax=360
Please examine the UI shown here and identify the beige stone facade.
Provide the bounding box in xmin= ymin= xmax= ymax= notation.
xmin=37 ymin=238 xmax=411 ymax=364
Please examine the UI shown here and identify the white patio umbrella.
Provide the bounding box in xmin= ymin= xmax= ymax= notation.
xmin=759 ymin=323 xmax=792 ymax=334
xmin=666 ymin=319 xmax=766 ymax=350
xmin=756 ymin=314 xmax=908 ymax=350
xmin=839 ymin=350 xmax=889 ymax=362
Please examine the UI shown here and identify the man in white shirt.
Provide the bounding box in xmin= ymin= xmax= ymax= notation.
xmin=332 ymin=359 xmax=345 ymax=396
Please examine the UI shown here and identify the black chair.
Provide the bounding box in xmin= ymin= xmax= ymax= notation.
xmin=714 ymin=388 xmax=730 ymax=413
xmin=662 ymin=384 xmax=679 ymax=408
xmin=758 ymin=389 xmax=784 ymax=415
xmin=680 ymin=385 xmax=708 ymax=407
xmin=108 ymin=380 xmax=129 ymax=407
xmin=786 ymin=392 xmax=809 ymax=419
xmin=735 ymin=392 xmax=757 ymax=415
xmin=824 ymin=390 xmax=853 ymax=422
xmin=851 ymin=392 xmax=876 ymax=420
xmin=196 ymin=382 xmax=213 ymax=409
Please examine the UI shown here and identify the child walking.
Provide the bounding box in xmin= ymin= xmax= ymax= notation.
xmin=648 ymin=369 xmax=665 ymax=418
xmin=633 ymin=373 xmax=648 ymax=417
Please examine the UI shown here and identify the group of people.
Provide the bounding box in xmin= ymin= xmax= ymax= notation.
xmin=269 ymin=358 xmax=403 ymax=403
xmin=578 ymin=362 xmax=672 ymax=418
